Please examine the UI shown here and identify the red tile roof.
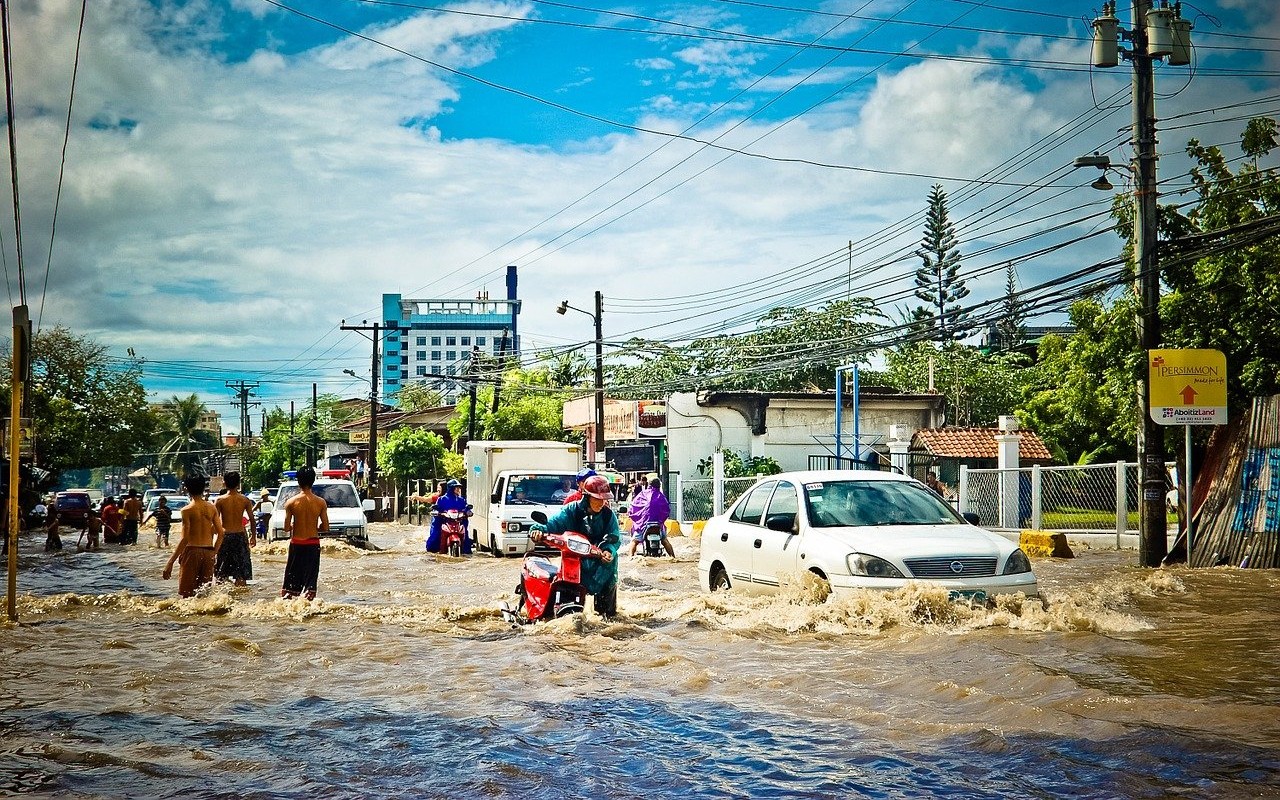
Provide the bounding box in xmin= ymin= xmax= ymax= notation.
xmin=912 ymin=427 xmax=1054 ymax=462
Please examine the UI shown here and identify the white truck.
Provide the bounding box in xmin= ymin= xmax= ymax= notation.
xmin=465 ymin=440 xmax=583 ymax=557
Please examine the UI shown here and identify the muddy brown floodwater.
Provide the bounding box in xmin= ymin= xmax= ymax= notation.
xmin=1 ymin=522 xmax=1278 ymax=799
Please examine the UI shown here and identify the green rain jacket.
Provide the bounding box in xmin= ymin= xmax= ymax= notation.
xmin=531 ymin=497 xmax=621 ymax=596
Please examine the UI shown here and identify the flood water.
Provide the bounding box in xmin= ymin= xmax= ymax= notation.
xmin=2 ymin=522 xmax=1278 ymax=799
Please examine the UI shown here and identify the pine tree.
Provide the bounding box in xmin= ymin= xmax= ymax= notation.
xmin=996 ymin=263 xmax=1027 ymax=350
xmin=913 ymin=184 xmax=970 ymax=341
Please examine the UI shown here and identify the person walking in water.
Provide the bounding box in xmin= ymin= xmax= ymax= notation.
xmin=121 ymin=489 xmax=143 ymax=545
xmin=281 ymin=466 xmax=329 ymax=601
xmin=162 ymin=474 xmax=223 ymax=598
xmin=214 ymin=471 xmax=256 ymax=586
xmin=144 ymin=495 xmax=173 ymax=548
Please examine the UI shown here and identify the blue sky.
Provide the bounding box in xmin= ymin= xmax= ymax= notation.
xmin=3 ymin=0 xmax=1278 ymax=432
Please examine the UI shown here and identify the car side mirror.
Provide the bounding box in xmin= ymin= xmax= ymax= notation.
xmin=491 ymin=492 xmax=500 ymax=504
xmin=962 ymin=511 xmax=980 ymax=525
xmin=531 ymin=511 xmax=548 ymax=524
xmin=764 ymin=514 xmax=795 ymax=533
xmin=362 ymin=499 xmax=376 ymax=512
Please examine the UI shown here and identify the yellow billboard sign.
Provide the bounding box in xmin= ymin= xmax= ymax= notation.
xmin=1149 ymin=349 xmax=1227 ymax=426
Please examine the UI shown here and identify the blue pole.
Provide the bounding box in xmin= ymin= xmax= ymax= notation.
xmin=834 ymin=371 xmax=843 ymax=464
xmin=852 ymin=365 xmax=860 ymax=468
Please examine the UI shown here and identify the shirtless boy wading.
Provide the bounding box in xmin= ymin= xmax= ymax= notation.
xmin=281 ymin=466 xmax=329 ymax=601
xmin=163 ymin=475 xmax=223 ymax=597
xmin=214 ymin=471 xmax=256 ymax=586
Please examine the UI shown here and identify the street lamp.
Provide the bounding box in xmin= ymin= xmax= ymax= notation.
xmin=557 ymin=292 xmax=605 ymax=463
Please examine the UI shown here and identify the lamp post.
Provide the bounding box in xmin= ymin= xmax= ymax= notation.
xmin=1081 ymin=0 xmax=1192 ymax=566
xmin=557 ymin=292 xmax=604 ymax=463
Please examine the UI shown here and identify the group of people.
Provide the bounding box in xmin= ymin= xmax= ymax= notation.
xmin=37 ymin=490 xmax=145 ymax=553
xmin=161 ymin=468 xmax=324 ymax=600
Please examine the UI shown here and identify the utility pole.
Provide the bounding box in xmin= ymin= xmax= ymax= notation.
xmin=310 ymin=382 xmax=318 ymax=469
xmin=225 ymin=380 xmax=259 ymax=471
xmin=341 ymin=320 xmax=406 ymax=495
xmin=491 ymin=328 xmax=509 ymax=416
xmin=289 ymin=401 xmax=295 ymax=470
xmin=6 ymin=305 xmax=29 ymax=621
xmin=593 ymin=290 xmax=604 ymax=463
xmin=467 ymin=345 xmax=480 ymax=443
xmin=1088 ymin=0 xmax=1192 ymax=566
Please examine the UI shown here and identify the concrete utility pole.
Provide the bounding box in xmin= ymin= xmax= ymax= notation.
xmin=6 ymin=305 xmax=29 ymax=621
xmin=555 ymin=294 xmax=606 ymax=464
xmin=1087 ymin=0 xmax=1193 ymax=566
xmin=341 ymin=320 xmax=406 ymax=494
xmin=226 ymin=380 xmax=260 ymax=469
xmin=467 ymin=345 xmax=480 ymax=443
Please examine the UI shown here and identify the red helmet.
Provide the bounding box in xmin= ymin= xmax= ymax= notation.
xmin=581 ymin=475 xmax=613 ymax=500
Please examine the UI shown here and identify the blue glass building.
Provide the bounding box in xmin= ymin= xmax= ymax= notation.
xmin=382 ymin=265 xmax=520 ymax=404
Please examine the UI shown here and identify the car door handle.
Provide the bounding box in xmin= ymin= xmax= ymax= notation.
xmin=753 ymin=539 xmax=762 ymax=548
xmin=720 ymin=532 xmax=729 ymax=542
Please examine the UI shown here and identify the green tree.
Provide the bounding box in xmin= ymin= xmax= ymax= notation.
xmin=393 ymin=381 xmax=445 ymax=412
xmin=244 ymin=408 xmax=301 ymax=487
xmin=913 ymin=184 xmax=971 ymax=341
xmin=882 ymin=342 xmax=1031 ymax=428
xmin=156 ymin=394 xmax=219 ymax=478
xmin=1018 ymin=299 xmax=1138 ymax=463
xmin=995 ymin=263 xmax=1027 ymax=351
xmin=696 ymin=450 xmax=782 ymax=477
xmin=377 ymin=427 xmax=447 ymax=479
xmin=448 ymin=366 xmax=577 ymax=443
xmin=0 ymin=327 xmax=159 ymax=477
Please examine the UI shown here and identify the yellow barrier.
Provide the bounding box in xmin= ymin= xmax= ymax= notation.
xmin=690 ymin=520 xmax=706 ymax=541
xmin=665 ymin=519 xmax=682 ymax=537
xmin=1019 ymin=530 xmax=1074 ymax=559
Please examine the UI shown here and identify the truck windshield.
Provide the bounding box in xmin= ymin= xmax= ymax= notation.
xmin=505 ymin=474 xmax=575 ymax=505
xmin=276 ymin=483 xmax=361 ymax=509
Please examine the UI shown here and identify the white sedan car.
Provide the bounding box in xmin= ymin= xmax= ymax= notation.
xmin=698 ymin=470 xmax=1038 ymax=600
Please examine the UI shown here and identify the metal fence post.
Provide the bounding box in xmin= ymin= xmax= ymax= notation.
xmin=1115 ymin=460 xmax=1127 ymax=549
xmin=1031 ymin=464 xmax=1043 ymax=530
xmin=675 ymin=473 xmax=684 ymax=524
xmin=959 ymin=465 xmax=970 ymax=515
xmin=712 ymin=452 xmax=725 ymax=517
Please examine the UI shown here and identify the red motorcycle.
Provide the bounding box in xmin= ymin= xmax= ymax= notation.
xmin=432 ymin=508 xmax=470 ymax=557
xmin=500 ymin=512 xmax=607 ymax=624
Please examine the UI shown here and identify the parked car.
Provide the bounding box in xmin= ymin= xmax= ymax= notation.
xmin=144 ymin=494 xmax=192 ymax=519
xmin=53 ymin=491 xmax=93 ymax=527
xmin=143 ymin=488 xmax=176 ymax=506
xmin=65 ymin=488 xmax=104 ymax=511
xmin=698 ymin=470 xmax=1038 ymax=601
xmin=267 ymin=477 xmax=374 ymax=545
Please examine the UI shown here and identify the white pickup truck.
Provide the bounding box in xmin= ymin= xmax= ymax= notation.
xmin=268 ymin=475 xmax=376 ymax=546
xmin=465 ymin=440 xmax=584 ymax=557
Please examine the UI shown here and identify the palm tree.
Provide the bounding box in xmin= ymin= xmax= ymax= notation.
xmin=158 ymin=394 xmax=217 ymax=478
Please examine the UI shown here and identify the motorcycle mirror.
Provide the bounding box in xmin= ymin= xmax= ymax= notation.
xmin=530 ymin=511 xmax=548 ymax=524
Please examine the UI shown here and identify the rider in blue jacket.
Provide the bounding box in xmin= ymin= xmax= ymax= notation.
xmin=426 ymin=479 xmax=472 ymax=554
xmin=530 ymin=475 xmax=620 ymax=617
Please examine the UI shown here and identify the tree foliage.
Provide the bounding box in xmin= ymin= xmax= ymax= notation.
xmin=393 ymin=381 xmax=445 ymax=412
xmin=913 ymin=184 xmax=971 ymax=341
xmin=155 ymin=393 xmax=219 ymax=478
xmin=449 ymin=367 xmax=577 ymax=443
xmin=696 ymin=450 xmax=783 ymax=478
xmin=607 ymin=298 xmax=884 ymax=395
xmin=881 ymin=342 xmax=1030 ymax=428
xmin=0 ymin=327 xmax=159 ymax=478
xmin=996 ymin=264 xmax=1027 ymax=351
xmin=377 ymin=427 xmax=447 ymax=479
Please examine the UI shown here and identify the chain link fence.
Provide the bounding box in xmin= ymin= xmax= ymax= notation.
xmin=677 ymin=476 xmax=764 ymax=521
xmin=960 ymin=462 xmax=1167 ymax=534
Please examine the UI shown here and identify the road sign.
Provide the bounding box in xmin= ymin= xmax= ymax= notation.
xmin=1149 ymin=349 xmax=1227 ymax=426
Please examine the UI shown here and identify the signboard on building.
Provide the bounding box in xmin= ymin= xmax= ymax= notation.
xmin=637 ymin=400 xmax=667 ymax=438
xmin=1149 ymin=349 xmax=1228 ymax=426
xmin=606 ymin=443 xmax=656 ymax=473
xmin=348 ymin=429 xmax=390 ymax=444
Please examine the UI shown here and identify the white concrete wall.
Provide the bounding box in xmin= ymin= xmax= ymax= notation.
xmin=666 ymin=393 xmax=752 ymax=479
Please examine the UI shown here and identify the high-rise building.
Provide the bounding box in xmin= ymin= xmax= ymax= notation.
xmin=382 ymin=265 xmax=520 ymax=404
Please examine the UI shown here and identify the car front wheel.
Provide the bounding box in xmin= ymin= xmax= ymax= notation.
xmin=709 ymin=565 xmax=731 ymax=592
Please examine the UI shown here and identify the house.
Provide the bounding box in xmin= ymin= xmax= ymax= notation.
xmin=665 ymin=389 xmax=947 ymax=479
xmin=909 ymin=426 xmax=1054 ymax=487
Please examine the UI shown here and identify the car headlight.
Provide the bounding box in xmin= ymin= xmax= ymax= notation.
xmin=508 ymin=522 xmax=522 ymax=533
xmin=847 ymin=553 xmax=905 ymax=579
xmin=1002 ymin=549 xmax=1033 ymax=575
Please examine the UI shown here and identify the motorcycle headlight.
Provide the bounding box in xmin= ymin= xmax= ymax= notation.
xmin=846 ymin=553 xmax=905 ymax=579
xmin=1003 ymin=549 xmax=1033 ymax=575
xmin=566 ymin=537 xmax=593 ymax=555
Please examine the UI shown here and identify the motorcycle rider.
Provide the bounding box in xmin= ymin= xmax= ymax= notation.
xmin=628 ymin=473 xmax=675 ymax=557
xmin=559 ymin=467 xmax=597 ymax=505
xmin=426 ymin=479 xmax=472 ymax=554
xmin=529 ymin=475 xmax=620 ymax=618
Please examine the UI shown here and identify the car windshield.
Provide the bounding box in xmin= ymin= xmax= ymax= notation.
xmin=57 ymin=494 xmax=90 ymax=508
xmin=276 ymin=483 xmax=361 ymax=509
xmin=148 ymin=496 xmax=191 ymax=513
xmin=804 ymin=479 xmax=962 ymax=527
xmin=505 ymin=474 xmax=574 ymax=505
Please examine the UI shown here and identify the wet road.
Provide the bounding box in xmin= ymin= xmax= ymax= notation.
xmin=1 ymin=523 xmax=1278 ymax=798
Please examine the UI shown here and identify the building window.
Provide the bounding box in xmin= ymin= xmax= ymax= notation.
xmin=447 ymin=366 xmax=457 ymax=376
xmin=431 ymin=350 xmax=441 ymax=360
xmin=416 ymin=351 xmax=425 ymax=361
xmin=416 ymin=336 xmax=427 ymax=346
xmin=416 ymin=365 xmax=426 ymax=377
xmin=461 ymin=336 xmax=471 ymax=346
xmin=431 ymin=366 xmax=441 ymax=375
xmin=400 ymin=355 xmax=409 ymax=364
xmin=400 ymin=370 xmax=408 ymax=379
xmin=447 ymin=351 xmax=456 ymax=361
xmin=446 ymin=336 xmax=456 ymax=346
xmin=476 ymin=337 xmax=486 ymax=346
xmin=431 ymin=336 xmax=441 ymax=346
